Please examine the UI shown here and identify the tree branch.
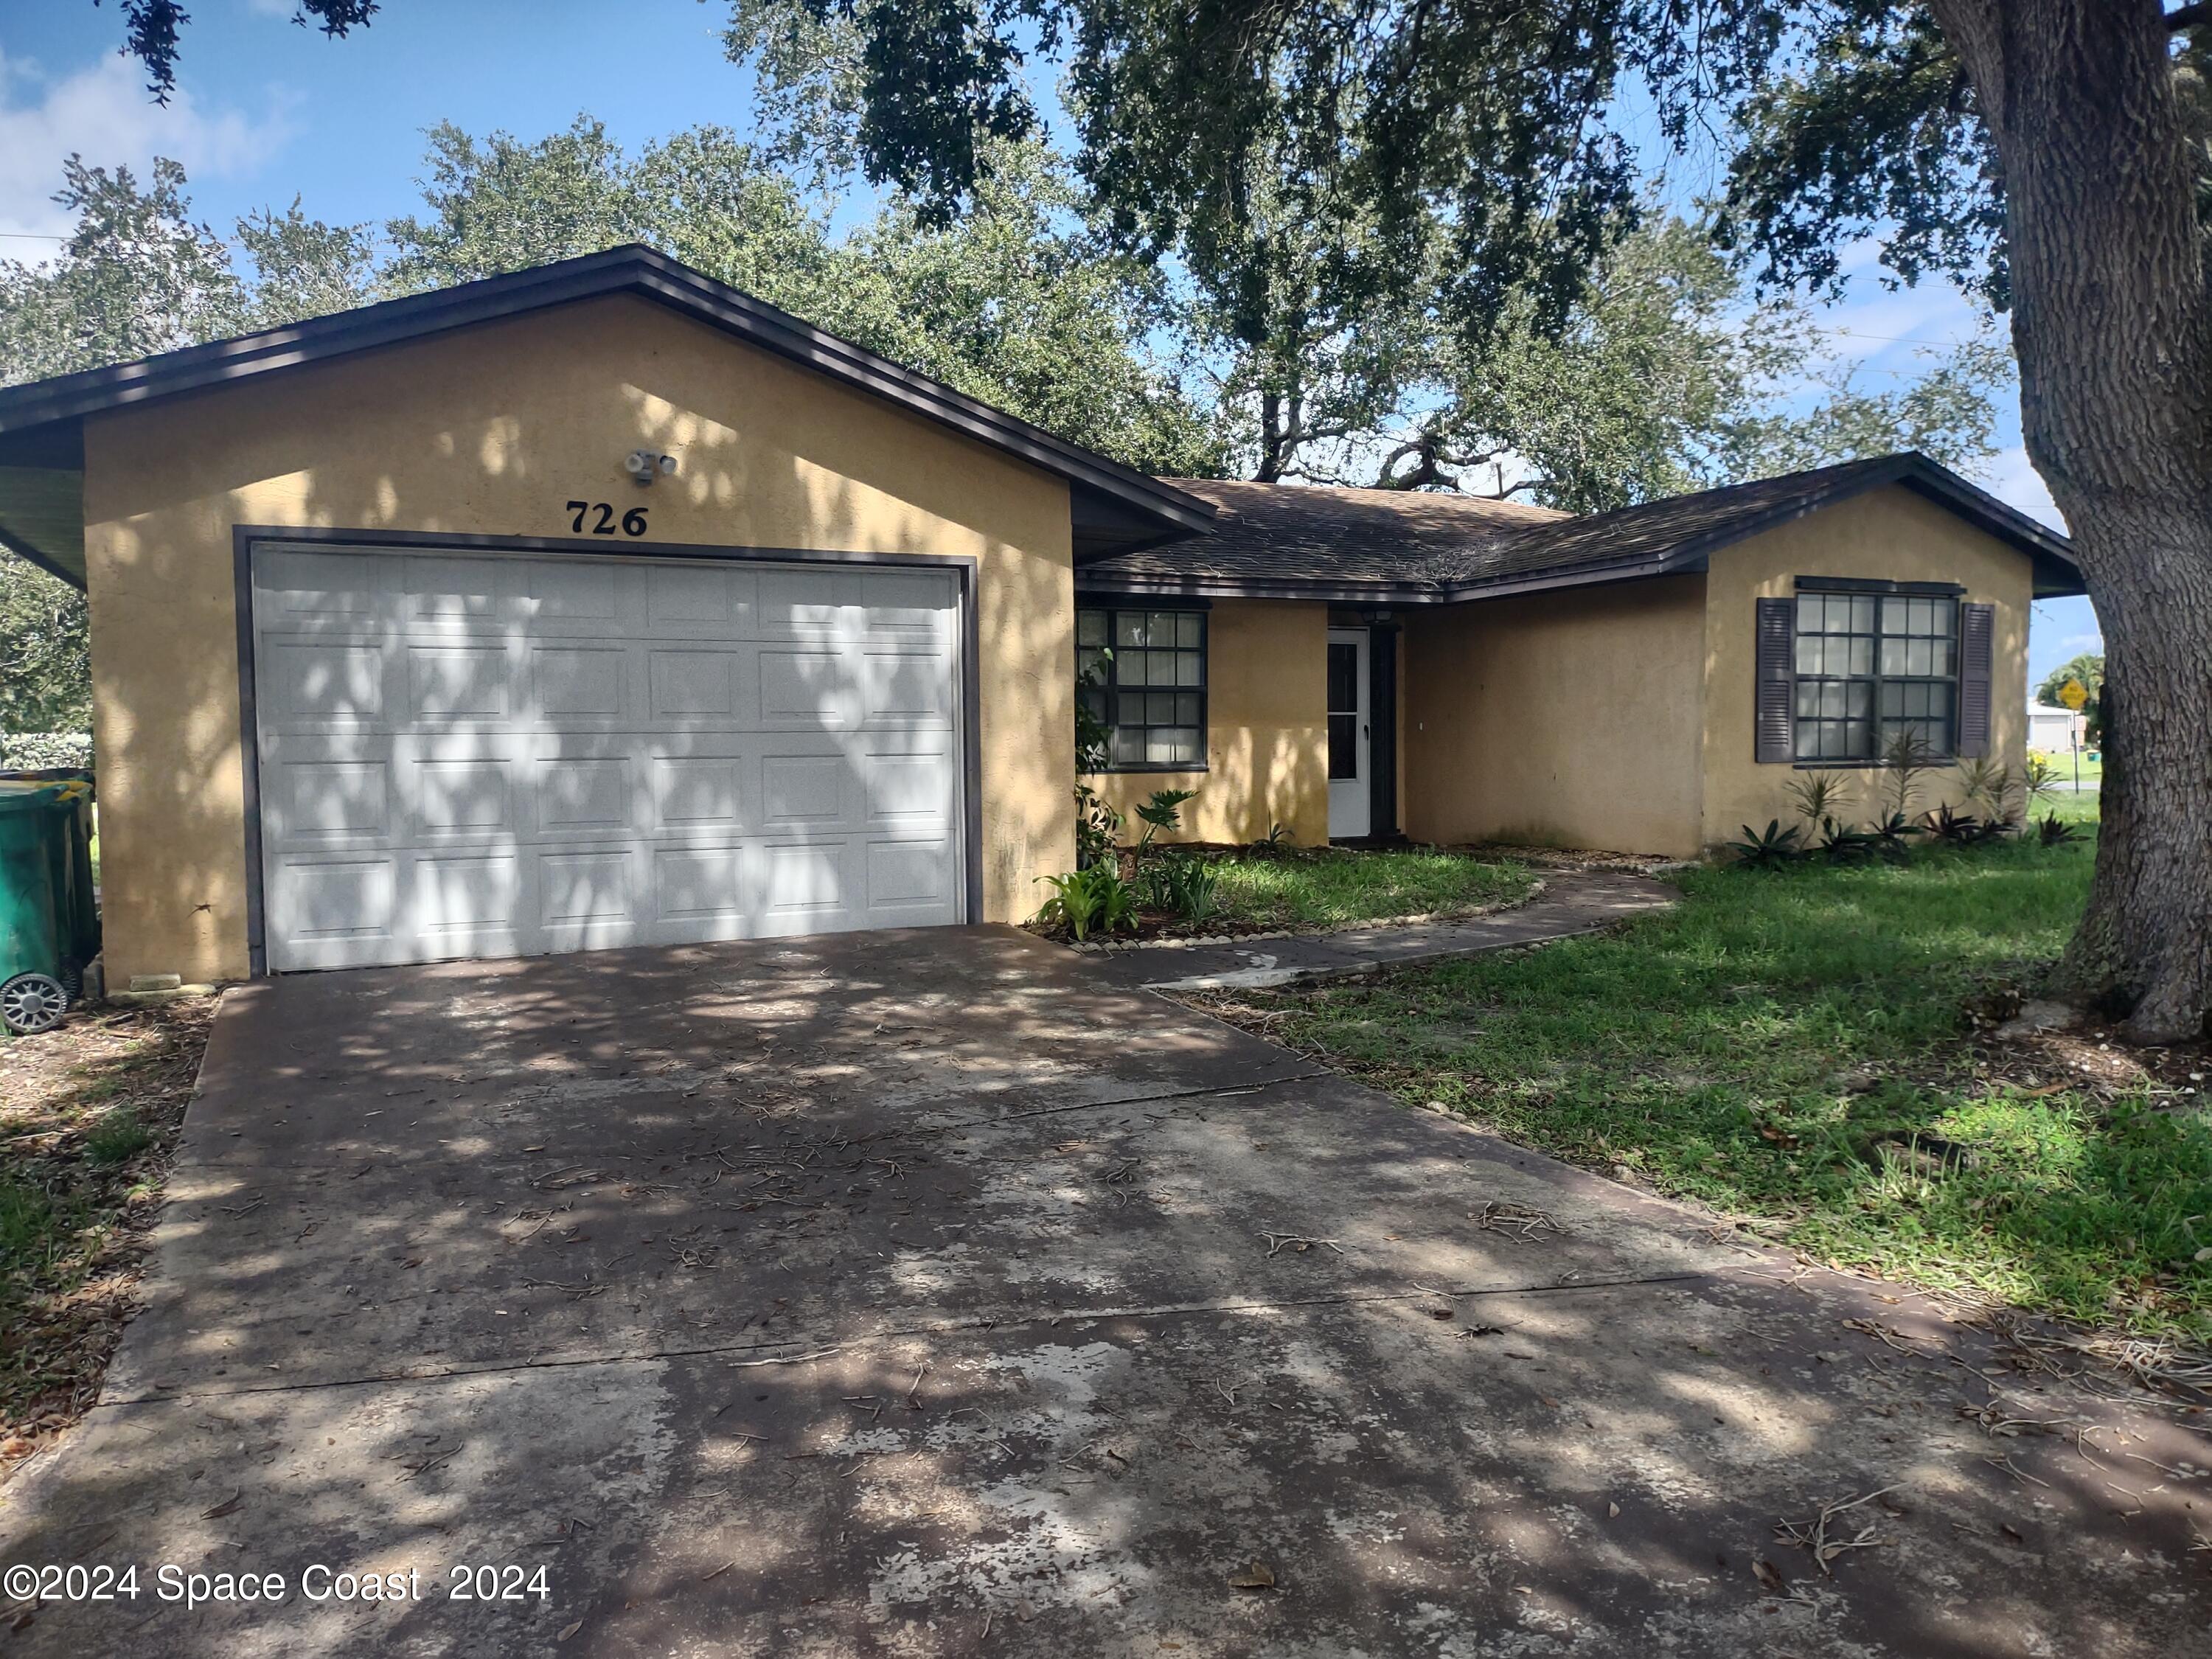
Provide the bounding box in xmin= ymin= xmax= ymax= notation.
xmin=2168 ymin=4 xmax=2206 ymax=29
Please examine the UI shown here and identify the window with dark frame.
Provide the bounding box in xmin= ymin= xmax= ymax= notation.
xmin=1793 ymin=590 xmax=1960 ymax=761
xmin=1076 ymin=605 xmax=1207 ymax=770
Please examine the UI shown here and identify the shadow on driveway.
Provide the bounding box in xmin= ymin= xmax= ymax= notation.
xmin=0 ymin=925 xmax=2202 ymax=1655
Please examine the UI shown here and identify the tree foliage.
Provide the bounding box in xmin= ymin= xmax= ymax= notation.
xmin=99 ymin=0 xmax=379 ymax=102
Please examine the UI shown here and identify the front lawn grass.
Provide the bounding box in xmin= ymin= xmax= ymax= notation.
xmin=1190 ymin=807 xmax=2212 ymax=1346
xmin=1202 ymin=847 xmax=1534 ymax=932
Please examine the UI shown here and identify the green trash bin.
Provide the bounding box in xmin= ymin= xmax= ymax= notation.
xmin=0 ymin=777 xmax=100 ymax=1034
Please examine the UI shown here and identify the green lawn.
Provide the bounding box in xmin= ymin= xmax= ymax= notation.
xmin=1190 ymin=803 xmax=2212 ymax=1346
xmin=1202 ymin=847 xmax=1534 ymax=931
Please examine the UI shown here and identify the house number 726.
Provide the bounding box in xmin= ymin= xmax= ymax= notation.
xmin=566 ymin=501 xmax=649 ymax=538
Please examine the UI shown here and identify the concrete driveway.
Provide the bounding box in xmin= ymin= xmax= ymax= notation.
xmin=1 ymin=925 xmax=2204 ymax=1656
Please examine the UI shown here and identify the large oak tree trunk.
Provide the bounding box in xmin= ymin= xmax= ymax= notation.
xmin=1930 ymin=0 xmax=2212 ymax=1041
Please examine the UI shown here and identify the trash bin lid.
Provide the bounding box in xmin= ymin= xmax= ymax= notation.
xmin=0 ymin=779 xmax=78 ymax=813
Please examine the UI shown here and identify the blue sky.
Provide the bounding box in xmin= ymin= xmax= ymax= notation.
xmin=0 ymin=1 xmax=2101 ymax=684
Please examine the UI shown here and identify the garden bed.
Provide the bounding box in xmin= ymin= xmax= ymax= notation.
xmin=1028 ymin=844 xmax=1534 ymax=945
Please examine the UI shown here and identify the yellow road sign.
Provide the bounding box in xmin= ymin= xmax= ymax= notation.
xmin=2058 ymin=678 xmax=2089 ymax=711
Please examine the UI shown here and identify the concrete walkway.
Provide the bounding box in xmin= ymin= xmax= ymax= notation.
xmin=0 ymin=925 xmax=2202 ymax=1656
xmin=1101 ymin=869 xmax=1679 ymax=990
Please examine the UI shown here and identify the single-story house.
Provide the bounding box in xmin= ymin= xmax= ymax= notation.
xmin=2028 ymin=702 xmax=2089 ymax=755
xmin=0 ymin=246 xmax=2084 ymax=987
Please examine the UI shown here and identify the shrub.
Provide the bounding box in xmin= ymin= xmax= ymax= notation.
xmin=1035 ymin=863 xmax=1139 ymax=941
xmin=1 ymin=732 xmax=91 ymax=772
xmin=1144 ymin=849 xmax=1220 ymax=922
xmin=1133 ymin=787 xmax=1199 ymax=852
xmin=1073 ymin=784 xmax=1122 ymax=870
xmin=1726 ymin=819 xmax=1803 ymax=869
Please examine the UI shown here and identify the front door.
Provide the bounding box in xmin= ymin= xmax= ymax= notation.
xmin=1326 ymin=628 xmax=1370 ymax=840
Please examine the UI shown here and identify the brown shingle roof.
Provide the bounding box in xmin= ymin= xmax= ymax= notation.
xmin=1086 ymin=453 xmax=2084 ymax=601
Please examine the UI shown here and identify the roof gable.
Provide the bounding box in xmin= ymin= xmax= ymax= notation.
xmin=0 ymin=246 xmax=1217 ymax=586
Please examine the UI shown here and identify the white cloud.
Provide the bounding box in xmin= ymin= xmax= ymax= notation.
xmin=0 ymin=49 xmax=295 ymax=242
xmin=1983 ymin=445 xmax=2065 ymax=532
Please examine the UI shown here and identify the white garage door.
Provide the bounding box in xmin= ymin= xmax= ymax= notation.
xmin=251 ymin=542 xmax=966 ymax=971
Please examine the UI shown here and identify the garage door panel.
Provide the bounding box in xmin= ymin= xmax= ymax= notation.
xmin=411 ymin=756 xmax=516 ymax=837
xmin=868 ymin=838 xmax=955 ymax=914
xmin=255 ymin=544 xmax=964 ymax=970
xmin=759 ymin=648 xmax=866 ymax=728
xmin=267 ymin=639 xmax=389 ymax=725
xmin=531 ymin=644 xmax=630 ymax=720
xmin=646 ymin=562 xmax=754 ymax=632
xmin=759 ymin=754 xmax=849 ymax=830
xmin=412 ymin=851 xmax=521 ymax=940
xmin=653 ymin=845 xmax=748 ymax=925
xmin=648 ymin=647 xmax=748 ymax=719
xmin=538 ymin=754 xmax=634 ymax=837
xmin=408 ymin=643 xmax=512 ymax=720
xmin=757 ymin=839 xmax=853 ymax=930
xmin=650 ymin=752 xmax=750 ymax=832
xmin=538 ymin=849 xmax=635 ymax=934
xmin=401 ymin=557 xmax=508 ymax=625
xmin=865 ymin=649 xmax=956 ymax=723
xmin=271 ymin=758 xmax=394 ymax=845
xmin=272 ymin=857 xmax=399 ymax=953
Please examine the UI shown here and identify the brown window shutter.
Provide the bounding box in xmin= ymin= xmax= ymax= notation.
xmin=1754 ymin=597 xmax=1796 ymax=763
xmin=1958 ymin=602 xmax=1995 ymax=757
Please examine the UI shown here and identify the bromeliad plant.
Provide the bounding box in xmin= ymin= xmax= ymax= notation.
xmin=1726 ymin=819 xmax=1804 ymax=869
xmin=1035 ymin=863 xmax=1140 ymax=941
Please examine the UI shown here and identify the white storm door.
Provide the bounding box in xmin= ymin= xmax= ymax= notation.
xmin=251 ymin=543 xmax=965 ymax=971
xmin=1326 ymin=628 xmax=1371 ymax=840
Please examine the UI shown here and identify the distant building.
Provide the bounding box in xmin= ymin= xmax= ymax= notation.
xmin=2029 ymin=701 xmax=2087 ymax=754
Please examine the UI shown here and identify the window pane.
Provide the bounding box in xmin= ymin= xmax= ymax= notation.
xmin=1824 ymin=599 xmax=1851 ymax=634
xmin=1931 ymin=638 xmax=1953 ymax=676
xmin=1176 ymin=692 xmax=1200 ymax=726
xmin=1163 ymin=728 xmax=1201 ymax=766
xmin=1823 ymin=682 xmax=1848 ymax=719
xmin=1909 ymin=598 xmax=1933 ymax=635
xmin=1879 ymin=682 xmax=1903 ymax=717
xmin=1796 ymin=637 xmax=1824 ymax=675
xmin=1112 ymin=727 xmax=1144 ymax=765
xmin=1077 ymin=610 xmax=1107 ymax=647
xmin=1848 ymin=637 xmax=1874 ymax=676
xmin=1930 ymin=598 xmax=1956 ymax=636
xmin=1846 ymin=719 xmax=1872 ymax=755
xmin=1176 ymin=613 xmax=1203 ymax=647
xmin=1882 ymin=597 xmax=1908 ymax=633
xmin=1328 ymin=713 xmax=1357 ymax=779
xmin=1175 ymin=650 xmax=1202 ymax=686
xmin=1880 ymin=638 xmax=1907 ymax=675
xmin=1796 ymin=596 xmax=1824 ymax=633
xmin=1907 ymin=638 xmax=1933 ymax=677
xmin=1158 ymin=652 xmax=1189 ymax=686
xmin=1796 ymin=681 xmax=1823 ymax=717
xmin=1823 ymin=638 xmax=1852 ymax=676
xmin=1848 ymin=681 xmax=1874 ymax=718
xmin=1327 ymin=643 xmax=1358 ymax=712
xmin=1852 ymin=596 xmax=1877 ymax=632
xmin=1116 ymin=613 xmax=1147 ymax=648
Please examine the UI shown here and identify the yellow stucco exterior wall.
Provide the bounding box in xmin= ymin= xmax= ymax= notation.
xmin=81 ymin=293 xmax=1077 ymax=984
xmin=1700 ymin=484 xmax=2033 ymax=849
xmin=1077 ymin=599 xmax=1329 ymax=850
xmin=1399 ymin=575 xmax=1709 ymax=858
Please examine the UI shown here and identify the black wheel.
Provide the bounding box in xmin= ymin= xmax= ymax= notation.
xmin=1 ymin=973 xmax=68 ymax=1035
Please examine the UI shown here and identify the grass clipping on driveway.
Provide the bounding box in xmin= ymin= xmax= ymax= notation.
xmin=0 ymin=1002 xmax=212 ymax=1467
xmin=1188 ymin=828 xmax=2212 ymax=1349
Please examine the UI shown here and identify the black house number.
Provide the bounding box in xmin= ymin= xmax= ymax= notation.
xmin=566 ymin=501 xmax=649 ymax=538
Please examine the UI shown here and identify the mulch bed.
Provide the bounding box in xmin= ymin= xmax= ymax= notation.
xmin=0 ymin=999 xmax=215 ymax=1478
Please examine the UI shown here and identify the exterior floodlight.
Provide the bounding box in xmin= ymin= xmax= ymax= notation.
xmin=625 ymin=451 xmax=678 ymax=487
